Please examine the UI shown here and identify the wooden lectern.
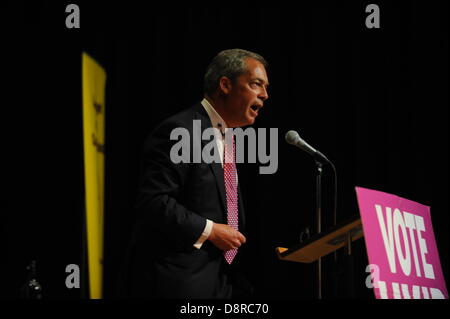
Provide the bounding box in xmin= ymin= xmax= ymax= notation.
xmin=275 ymin=216 xmax=364 ymax=298
xmin=276 ymin=216 xmax=363 ymax=263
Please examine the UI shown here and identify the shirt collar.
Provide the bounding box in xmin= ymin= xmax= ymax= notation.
xmin=201 ymin=98 xmax=227 ymax=135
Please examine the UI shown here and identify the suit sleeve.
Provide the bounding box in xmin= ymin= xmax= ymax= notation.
xmin=135 ymin=119 xmax=207 ymax=250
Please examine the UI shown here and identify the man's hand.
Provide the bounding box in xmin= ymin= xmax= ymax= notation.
xmin=208 ymin=222 xmax=246 ymax=251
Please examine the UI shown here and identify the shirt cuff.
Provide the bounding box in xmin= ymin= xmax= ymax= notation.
xmin=193 ymin=219 xmax=213 ymax=249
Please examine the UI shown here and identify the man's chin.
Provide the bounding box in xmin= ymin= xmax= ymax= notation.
xmin=232 ymin=116 xmax=255 ymax=128
xmin=243 ymin=117 xmax=255 ymax=127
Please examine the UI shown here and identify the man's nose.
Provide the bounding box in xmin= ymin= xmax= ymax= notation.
xmin=259 ymin=86 xmax=269 ymax=101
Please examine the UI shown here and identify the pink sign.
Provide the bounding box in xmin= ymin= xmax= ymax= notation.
xmin=355 ymin=187 xmax=448 ymax=299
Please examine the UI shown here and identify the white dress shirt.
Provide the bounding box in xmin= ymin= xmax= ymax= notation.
xmin=193 ymin=98 xmax=233 ymax=249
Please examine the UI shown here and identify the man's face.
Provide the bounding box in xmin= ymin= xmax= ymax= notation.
xmin=222 ymin=58 xmax=269 ymax=127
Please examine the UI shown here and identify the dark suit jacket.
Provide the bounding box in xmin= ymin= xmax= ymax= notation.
xmin=127 ymin=102 xmax=247 ymax=298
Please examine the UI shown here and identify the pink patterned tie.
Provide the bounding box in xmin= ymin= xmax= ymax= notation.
xmin=224 ymin=134 xmax=238 ymax=264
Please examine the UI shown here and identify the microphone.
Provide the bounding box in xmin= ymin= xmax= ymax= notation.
xmin=285 ymin=130 xmax=330 ymax=164
xmin=285 ymin=129 xmax=338 ymax=236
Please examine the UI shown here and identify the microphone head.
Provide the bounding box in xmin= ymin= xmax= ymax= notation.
xmin=285 ymin=130 xmax=317 ymax=156
xmin=285 ymin=130 xmax=300 ymax=145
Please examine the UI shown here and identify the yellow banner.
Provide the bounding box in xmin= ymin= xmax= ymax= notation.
xmin=82 ymin=52 xmax=106 ymax=299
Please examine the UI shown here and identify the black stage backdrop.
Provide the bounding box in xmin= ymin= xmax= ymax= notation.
xmin=2 ymin=1 xmax=448 ymax=300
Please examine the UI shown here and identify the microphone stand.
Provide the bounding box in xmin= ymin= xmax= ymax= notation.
xmin=314 ymin=158 xmax=338 ymax=300
xmin=315 ymin=160 xmax=323 ymax=300
xmin=285 ymin=132 xmax=338 ymax=299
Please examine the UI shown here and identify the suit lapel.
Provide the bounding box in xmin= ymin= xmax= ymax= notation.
xmin=193 ymin=103 xmax=246 ymax=230
xmin=210 ymin=163 xmax=227 ymax=217
xmin=237 ymin=178 xmax=246 ymax=230
xmin=193 ymin=103 xmax=227 ymax=216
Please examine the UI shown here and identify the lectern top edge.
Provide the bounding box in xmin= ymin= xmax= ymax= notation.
xmin=277 ymin=215 xmax=363 ymax=260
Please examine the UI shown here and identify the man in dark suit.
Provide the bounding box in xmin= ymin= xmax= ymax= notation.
xmin=127 ymin=49 xmax=269 ymax=298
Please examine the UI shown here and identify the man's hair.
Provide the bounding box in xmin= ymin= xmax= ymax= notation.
xmin=203 ymin=48 xmax=268 ymax=96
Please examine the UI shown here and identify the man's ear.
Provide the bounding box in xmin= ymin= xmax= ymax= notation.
xmin=219 ymin=76 xmax=232 ymax=95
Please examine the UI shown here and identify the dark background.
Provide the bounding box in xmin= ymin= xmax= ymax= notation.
xmin=2 ymin=0 xmax=448 ymax=300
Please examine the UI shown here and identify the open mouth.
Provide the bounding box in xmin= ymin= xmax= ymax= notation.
xmin=250 ymin=104 xmax=262 ymax=113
